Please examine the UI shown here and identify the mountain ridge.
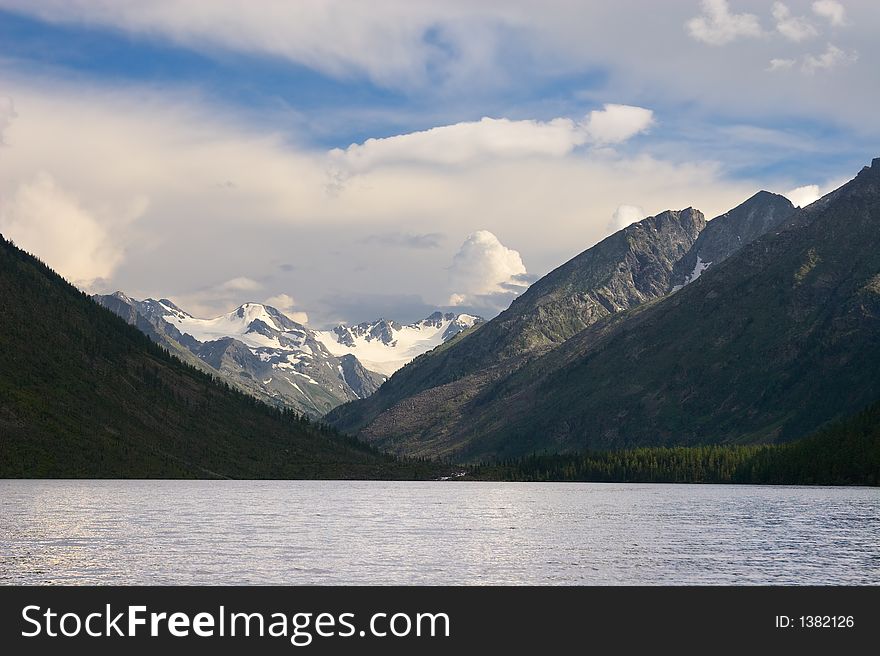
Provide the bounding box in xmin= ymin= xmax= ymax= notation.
xmin=94 ymin=293 xmax=481 ymax=416
xmin=326 ymin=204 xmax=734 ymax=438
xmin=327 ymin=170 xmax=877 ymax=460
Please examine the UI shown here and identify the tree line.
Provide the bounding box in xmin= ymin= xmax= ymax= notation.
xmin=467 ymin=401 xmax=880 ymax=486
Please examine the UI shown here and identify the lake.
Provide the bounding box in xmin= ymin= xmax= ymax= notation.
xmin=1 ymin=480 xmax=878 ymax=585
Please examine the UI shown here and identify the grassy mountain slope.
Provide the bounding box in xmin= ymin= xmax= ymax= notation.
xmin=0 ymin=235 xmax=436 ymax=479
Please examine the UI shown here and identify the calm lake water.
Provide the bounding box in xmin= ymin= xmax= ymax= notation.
xmin=1 ymin=480 xmax=878 ymax=585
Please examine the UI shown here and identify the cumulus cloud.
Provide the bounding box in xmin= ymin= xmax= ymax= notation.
xmin=264 ymin=293 xmax=308 ymax=324
xmin=608 ymin=205 xmax=645 ymax=232
xmin=447 ymin=230 xmax=529 ymax=310
xmin=686 ymin=0 xmax=763 ymax=45
xmin=0 ymin=173 xmax=129 ymax=289
xmin=582 ymin=104 xmax=654 ymax=145
xmin=784 ymin=184 xmax=821 ymax=207
xmin=773 ymin=2 xmax=818 ymax=42
xmin=802 ymin=43 xmax=857 ymax=73
xmin=812 ymin=0 xmax=846 ymax=26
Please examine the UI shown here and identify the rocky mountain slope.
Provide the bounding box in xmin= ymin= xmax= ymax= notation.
xmin=326 ymin=182 xmax=854 ymax=460
xmin=0 ymin=234 xmax=434 ymax=479
xmin=669 ymin=191 xmax=794 ymax=291
xmin=327 ymin=206 xmax=709 ymax=437
xmin=95 ymin=293 xmax=479 ymax=416
xmin=453 ymin=161 xmax=880 ymax=459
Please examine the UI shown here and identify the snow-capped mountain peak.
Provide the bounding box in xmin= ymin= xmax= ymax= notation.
xmin=314 ymin=312 xmax=484 ymax=377
xmin=154 ymin=301 xmax=305 ymax=349
xmin=94 ymin=293 xmax=480 ymax=416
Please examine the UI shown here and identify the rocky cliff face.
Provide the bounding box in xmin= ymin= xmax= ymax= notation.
xmin=669 ymin=191 xmax=794 ymax=291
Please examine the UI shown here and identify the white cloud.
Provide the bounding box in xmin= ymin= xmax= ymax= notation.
xmin=0 ymin=73 xmax=760 ymax=323
xmin=332 ymin=116 xmax=585 ymax=171
xmin=784 ymin=184 xmax=820 ymax=207
xmin=802 ymin=43 xmax=857 ymax=73
xmin=0 ymin=173 xmax=131 ymax=289
xmin=331 ymin=104 xmax=653 ymax=172
xmin=767 ymin=58 xmax=796 ymax=71
xmin=582 ymin=104 xmax=654 ymax=145
xmin=686 ymin=0 xmax=763 ymax=45
xmin=773 ymin=2 xmax=818 ymax=42
xmin=608 ymin=205 xmax=645 ymax=232
xmin=812 ymin=0 xmax=846 ymax=26
xmin=321 ymin=107 xmax=660 ymax=211
xmin=264 ymin=293 xmax=308 ymax=324
xmin=447 ymin=230 xmax=528 ymax=308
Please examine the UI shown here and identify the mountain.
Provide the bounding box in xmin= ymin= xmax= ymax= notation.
xmin=314 ymin=312 xmax=482 ymax=377
xmin=327 ymin=206 xmax=708 ymax=438
xmin=94 ymin=293 xmax=479 ymax=416
xmin=336 ymin=159 xmax=880 ymax=460
xmin=487 ymin=161 xmax=880 ymax=454
xmin=94 ymin=294 xmax=382 ymax=416
xmin=669 ymin=191 xmax=794 ymax=291
xmin=0 ymin=234 xmax=436 ymax=479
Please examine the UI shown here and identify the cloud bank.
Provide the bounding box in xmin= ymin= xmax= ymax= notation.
xmin=0 ymin=73 xmax=763 ymax=323
xmin=331 ymin=104 xmax=654 ymax=173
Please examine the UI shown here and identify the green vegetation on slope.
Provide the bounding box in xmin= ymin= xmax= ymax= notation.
xmin=467 ymin=399 xmax=880 ymax=485
xmin=0 ymin=235 xmax=439 ymax=479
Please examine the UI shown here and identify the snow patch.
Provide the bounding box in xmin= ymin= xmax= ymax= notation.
xmin=672 ymin=255 xmax=712 ymax=292
xmin=164 ymin=303 xmax=286 ymax=349
xmin=291 ymin=370 xmax=318 ymax=385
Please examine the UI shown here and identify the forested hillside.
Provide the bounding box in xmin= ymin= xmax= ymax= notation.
xmin=0 ymin=235 xmax=437 ymax=479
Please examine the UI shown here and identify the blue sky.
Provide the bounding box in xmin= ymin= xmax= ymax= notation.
xmin=0 ymin=1 xmax=877 ymax=325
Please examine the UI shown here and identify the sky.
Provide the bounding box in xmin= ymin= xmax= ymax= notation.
xmin=0 ymin=0 xmax=877 ymax=327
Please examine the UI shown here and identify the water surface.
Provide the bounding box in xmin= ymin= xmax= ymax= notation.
xmin=1 ymin=480 xmax=877 ymax=584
